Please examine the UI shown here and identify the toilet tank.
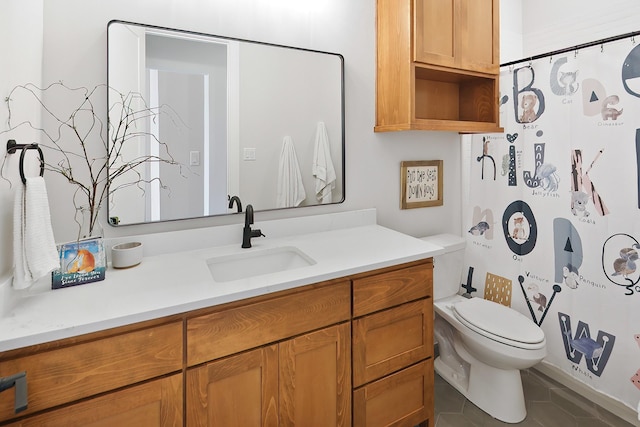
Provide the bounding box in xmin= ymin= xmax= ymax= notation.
xmin=420 ymin=234 xmax=466 ymax=300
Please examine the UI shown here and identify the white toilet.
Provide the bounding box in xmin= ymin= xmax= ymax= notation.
xmin=421 ymin=234 xmax=546 ymax=424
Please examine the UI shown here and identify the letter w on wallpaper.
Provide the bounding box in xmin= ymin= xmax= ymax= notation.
xmin=558 ymin=312 xmax=615 ymax=377
xmin=571 ymin=149 xmax=610 ymax=216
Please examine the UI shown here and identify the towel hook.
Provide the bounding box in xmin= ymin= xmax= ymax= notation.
xmin=6 ymin=139 xmax=45 ymax=185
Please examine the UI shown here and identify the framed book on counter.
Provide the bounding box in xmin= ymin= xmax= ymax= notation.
xmin=51 ymin=237 xmax=106 ymax=289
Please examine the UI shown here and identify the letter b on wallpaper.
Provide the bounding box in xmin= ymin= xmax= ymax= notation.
xmin=513 ymin=66 xmax=546 ymax=123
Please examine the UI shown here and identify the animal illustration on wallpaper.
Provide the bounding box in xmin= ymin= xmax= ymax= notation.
xmin=513 ymin=66 xmax=546 ymax=123
xmin=563 ymin=264 xmax=580 ymax=289
xmin=502 ymin=201 xmax=537 ymax=256
xmin=519 ymin=93 xmax=539 ymax=123
xmin=518 ymin=276 xmax=561 ymax=326
xmin=558 ymin=313 xmax=616 ymax=377
xmin=601 ymin=95 xmax=624 ymax=120
xmin=612 ymin=247 xmax=639 ymax=278
xmin=512 ymin=216 xmax=527 ymax=240
xmin=550 ymin=57 xmax=580 ymax=96
xmin=527 ymin=283 xmax=547 ymax=312
xmin=571 ymin=191 xmax=591 ymax=217
xmin=602 ymin=234 xmax=640 ymax=295
xmin=476 ymin=136 xmax=496 ymax=180
xmin=470 ymin=206 xmax=495 ymax=239
xmin=468 ymin=221 xmax=491 ymax=236
xmin=559 ymin=71 xmax=580 ymax=95
xmin=535 ymin=163 xmax=560 ymax=191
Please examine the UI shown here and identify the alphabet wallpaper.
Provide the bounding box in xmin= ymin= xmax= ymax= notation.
xmin=465 ymin=35 xmax=640 ymax=412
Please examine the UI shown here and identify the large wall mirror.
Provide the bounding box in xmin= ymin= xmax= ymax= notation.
xmin=107 ymin=20 xmax=344 ymax=226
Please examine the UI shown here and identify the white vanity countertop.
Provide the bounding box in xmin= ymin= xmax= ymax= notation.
xmin=0 ymin=209 xmax=445 ymax=352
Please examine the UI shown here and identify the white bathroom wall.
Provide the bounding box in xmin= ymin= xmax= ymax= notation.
xmin=0 ymin=0 xmax=44 ymax=279
xmin=0 ymin=0 xmax=464 ymax=270
xmin=522 ymin=0 xmax=640 ymax=58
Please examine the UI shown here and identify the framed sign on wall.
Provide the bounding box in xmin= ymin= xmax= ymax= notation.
xmin=400 ymin=160 xmax=443 ymax=209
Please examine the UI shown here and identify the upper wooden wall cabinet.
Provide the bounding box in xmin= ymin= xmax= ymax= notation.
xmin=375 ymin=0 xmax=502 ymax=133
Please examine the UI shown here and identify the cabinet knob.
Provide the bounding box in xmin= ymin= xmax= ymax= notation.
xmin=0 ymin=371 xmax=28 ymax=413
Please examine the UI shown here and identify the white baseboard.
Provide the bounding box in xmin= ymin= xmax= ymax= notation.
xmin=533 ymin=361 xmax=639 ymax=426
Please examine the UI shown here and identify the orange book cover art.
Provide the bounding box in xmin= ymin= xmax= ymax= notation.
xmin=52 ymin=237 xmax=106 ymax=289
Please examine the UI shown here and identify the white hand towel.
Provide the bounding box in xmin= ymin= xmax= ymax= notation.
xmin=13 ymin=177 xmax=60 ymax=290
xmin=277 ymin=136 xmax=307 ymax=208
xmin=312 ymin=122 xmax=336 ymax=204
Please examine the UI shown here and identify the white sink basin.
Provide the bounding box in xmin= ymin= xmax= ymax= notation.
xmin=206 ymin=246 xmax=316 ymax=282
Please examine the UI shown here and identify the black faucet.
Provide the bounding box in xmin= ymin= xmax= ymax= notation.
xmin=228 ymin=195 xmax=242 ymax=213
xmin=242 ymin=204 xmax=265 ymax=248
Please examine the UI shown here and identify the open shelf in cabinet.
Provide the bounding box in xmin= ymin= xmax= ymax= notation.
xmin=413 ymin=65 xmax=501 ymax=131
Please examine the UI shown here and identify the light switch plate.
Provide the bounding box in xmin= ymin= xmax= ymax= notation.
xmin=243 ymin=148 xmax=256 ymax=161
xmin=189 ymin=151 xmax=200 ymax=166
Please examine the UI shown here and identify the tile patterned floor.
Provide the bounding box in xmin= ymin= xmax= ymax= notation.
xmin=434 ymin=368 xmax=638 ymax=426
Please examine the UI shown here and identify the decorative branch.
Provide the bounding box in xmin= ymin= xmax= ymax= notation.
xmin=1 ymin=82 xmax=185 ymax=240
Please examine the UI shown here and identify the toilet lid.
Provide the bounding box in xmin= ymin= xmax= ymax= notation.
xmin=452 ymin=297 xmax=545 ymax=346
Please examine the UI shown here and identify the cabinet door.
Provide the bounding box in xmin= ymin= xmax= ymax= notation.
xmin=456 ymin=0 xmax=498 ymax=73
xmin=186 ymin=345 xmax=278 ymax=427
xmin=414 ymin=0 xmax=456 ymax=68
xmin=6 ymin=374 xmax=182 ymax=427
xmin=414 ymin=0 xmax=498 ymax=74
xmin=279 ymin=323 xmax=351 ymax=427
xmin=414 ymin=0 xmax=456 ymax=67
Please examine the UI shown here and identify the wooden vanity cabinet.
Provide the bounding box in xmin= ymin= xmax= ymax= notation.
xmin=352 ymin=261 xmax=434 ymax=427
xmin=375 ymin=0 xmax=502 ymax=132
xmin=185 ymin=282 xmax=352 ymax=427
xmin=0 ymin=259 xmax=434 ymax=427
xmin=0 ymin=320 xmax=183 ymax=426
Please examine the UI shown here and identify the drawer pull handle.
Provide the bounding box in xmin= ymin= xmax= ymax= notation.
xmin=0 ymin=371 xmax=27 ymax=413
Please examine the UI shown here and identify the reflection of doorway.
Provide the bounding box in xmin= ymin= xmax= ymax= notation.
xmin=145 ymin=35 xmax=230 ymax=221
xmin=147 ymin=69 xmax=214 ymax=221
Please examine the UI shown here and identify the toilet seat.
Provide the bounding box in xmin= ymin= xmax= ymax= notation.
xmin=452 ymin=297 xmax=545 ymax=350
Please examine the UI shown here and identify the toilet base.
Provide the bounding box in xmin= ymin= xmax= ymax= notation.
xmin=435 ymin=356 xmax=527 ymax=423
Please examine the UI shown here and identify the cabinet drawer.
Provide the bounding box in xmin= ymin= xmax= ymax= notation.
xmin=353 ymin=299 xmax=432 ymax=387
xmin=5 ymin=373 xmax=183 ymax=427
xmin=187 ymin=281 xmax=351 ymax=366
xmin=353 ymin=359 xmax=434 ymax=427
xmin=353 ymin=262 xmax=432 ymax=317
xmin=0 ymin=321 xmax=183 ymax=422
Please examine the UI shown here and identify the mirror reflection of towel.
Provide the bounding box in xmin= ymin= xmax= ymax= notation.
xmin=313 ymin=122 xmax=336 ymax=204
xmin=277 ymin=136 xmax=306 ymax=208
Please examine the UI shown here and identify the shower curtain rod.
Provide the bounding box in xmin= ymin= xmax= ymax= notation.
xmin=501 ymin=29 xmax=640 ymax=67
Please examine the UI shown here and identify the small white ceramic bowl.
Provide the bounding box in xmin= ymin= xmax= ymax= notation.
xmin=111 ymin=242 xmax=143 ymax=269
